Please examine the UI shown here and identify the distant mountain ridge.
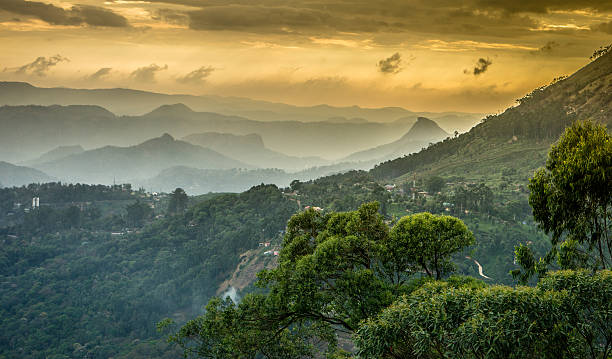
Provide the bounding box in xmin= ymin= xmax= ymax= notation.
xmin=0 ymin=161 xmax=54 ymax=188
xmin=33 ymin=134 xmax=249 ymax=184
xmin=0 ymin=103 xmax=423 ymax=161
xmin=23 ymin=145 xmax=85 ymax=166
xmin=0 ymin=81 xmax=483 ymax=132
xmin=182 ymin=132 xmax=329 ymax=171
xmin=343 ymin=117 xmax=449 ymax=162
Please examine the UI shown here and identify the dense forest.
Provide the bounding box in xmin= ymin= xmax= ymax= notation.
xmin=164 ymin=121 xmax=611 ymax=358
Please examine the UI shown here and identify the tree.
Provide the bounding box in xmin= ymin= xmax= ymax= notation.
xmin=168 ymin=188 xmax=188 ymax=215
xmin=387 ymin=212 xmax=475 ymax=279
xmin=528 ymin=121 xmax=612 ymax=270
xmin=126 ymin=200 xmax=152 ymax=227
xmin=356 ymin=271 xmax=612 ymax=359
xmin=168 ymin=203 xmax=475 ymax=357
xmin=424 ymin=176 xmax=445 ymax=194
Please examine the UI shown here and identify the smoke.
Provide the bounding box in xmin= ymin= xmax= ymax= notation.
xmin=464 ymin=57 xmax=492 ymax=76
xmin=221 ymin=286 xmax=240 ymax=303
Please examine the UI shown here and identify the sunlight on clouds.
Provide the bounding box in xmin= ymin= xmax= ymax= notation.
xmin=415 ymin=40 xmax=539 ymax=52
xmin=309 ymin=37 xmax=374 ymax=49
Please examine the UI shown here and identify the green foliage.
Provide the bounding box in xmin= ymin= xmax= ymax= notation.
xmin=126 ymin=200 xmax=153 ymax=227
xmin=0 ymin=184 xmax=298 ymax=359
xmin=424 ymin=176 xmax=445 ymax=193
xmin=356 ymin=270 xmax=612 ymax=359
xmin=529 ymin=121 xmax=612 ymax=270
xmin=167 ymin=187 xmax=188 ymax=215
xmin=170 ymin=204 xmax=475 ymax=357
xmin=387 ymin=213 xmax=475 ymax=279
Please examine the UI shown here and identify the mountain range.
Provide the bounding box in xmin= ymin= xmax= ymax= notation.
xmin=0 ymin=103 xmax=436 ymax=162
xmin=182 ymin=132 xmax=328 ymax=171
xmin=0 ymin=81 xmax=483 ymax=132
xmin=33 ymin=134 xmax=248 ymax=184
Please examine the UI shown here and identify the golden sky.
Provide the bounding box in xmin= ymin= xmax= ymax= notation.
xmin=0 ymin=0 xmax=611 ymax=112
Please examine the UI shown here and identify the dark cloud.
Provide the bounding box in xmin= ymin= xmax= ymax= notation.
xmin=86 ymin=67 xmax=113 ymax=81
xmin=130 ymin=64 xmax=168 ymax=83
xmin=187 ymin=5 xmax=332 ymax=32
xmin=0 ymin=0 xmax=128 ymax=27
xmin=591 ymin=21 xmax=612 ymax=34
xmin=142 ymin=1 xmax=536 ymax=37
xmin=12 ymin=55 xmax=69 ymax=76
xmin=465 ymin=58 xmax=493 ymax=76
xmin=378 ymin=53 xmax=402 ymax=74
xmin=72 ymin=5 xmax=129 ymax=27
xmin=177 ymin=66 xmax=215 ymax=84
xmin=140 ymin=0 xmax=612 ymax=38
xmin=539 ymin=41 xmax=561 ymax=52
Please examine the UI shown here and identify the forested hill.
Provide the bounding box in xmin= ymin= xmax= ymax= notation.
xmin=0 ymin=175 xmax=391 ymax=358
xmin=371 ymin=50 xmax=612 ymax=180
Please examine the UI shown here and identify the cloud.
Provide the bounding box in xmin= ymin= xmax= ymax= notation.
xmin=591 ymin=21 xmax=612 ymax=34
xmin=141 ymin=0 xmax=610 ymax=39
xmin=130 ymin=64 xmax=168 ymax=83
xmin=86 ymin=67 xmax=113 ymax=81
xmin=0 ymin=0 xmax=128 ymax=27
xmin=177 ymin=66 xmax=215 ymax=84
xmin=539 ymin=41 xmax=561 ymax=52
xmin=378 ymin=53 xmax=403 ymax=74
xmin=72 ymin=5 xmax=129 ymax=27
xmin=465 ymin=58 xmax=493 ymax=76
xmin=13 ymin=55 xmax=69 ymax=76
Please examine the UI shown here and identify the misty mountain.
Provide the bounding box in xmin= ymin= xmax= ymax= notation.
xmin=0 ymin=103 xmax=425 ymax=162
xmin=22 ymin=145 xmax=85 ymax=166
xmin=371 ymin=50 xmax=612 ymax=181
xmin=182 ymin=132 xmax=328 ymax=171
xmin=0 ymin=161 xmax=55 ymax=188
xmin=33 ymin=134 xmax=249 ymax=184
xmin=344 ymin=117 xmax=449 ymax=162
xmin=0 ymin=82 xmax=483 ymax=132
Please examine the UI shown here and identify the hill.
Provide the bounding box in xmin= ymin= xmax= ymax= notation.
xmin=33 ymin=134 xmax=249 ymax=184
xmin=371 ymin=51 xmax=612 ymax=182
xmin=182 ymin=132 xmax=328 ymax=170
xmin=0 ymin=81 xmax=482 ymax=131
xmin=343 ymin=117 xmax=449 ymax=162
xmin=0 ymin=103 xmax=418 ymax=161
xmin=0 ymin=162 xmax=55 ymax=187
xmin=22 ymin=145 xmax=85 ymax=166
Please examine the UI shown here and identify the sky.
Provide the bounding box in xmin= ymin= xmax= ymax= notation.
xmin=0 ymin=0 xmax=611 ymax=113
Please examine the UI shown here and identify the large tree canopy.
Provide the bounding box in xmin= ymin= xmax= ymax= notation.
xmin=165 ymin=203 xmax=476 ymax=357
xmin=528 ymin=121 xmax=612 ymax=271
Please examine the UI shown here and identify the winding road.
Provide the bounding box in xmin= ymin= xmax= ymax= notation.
xmin=465 ymin=256 xmax=491 ymax=279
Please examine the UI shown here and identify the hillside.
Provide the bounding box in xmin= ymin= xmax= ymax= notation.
xmin=343 ymin=117 xmax=449 ymax=162
xmin=371 ymin=51 xmax=612 ymax=182
xmin=33 ymin=134 xmax=249 ymax=184
xmin=0 ymin=82 xmax=482 ymax=130
xmin=0 ymin=162 xmax=54 ymax=187
xmin=22 ymin=145 xmax=85 ymax=166
xmin=182 ymin=132 xmax=328 ymax=170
